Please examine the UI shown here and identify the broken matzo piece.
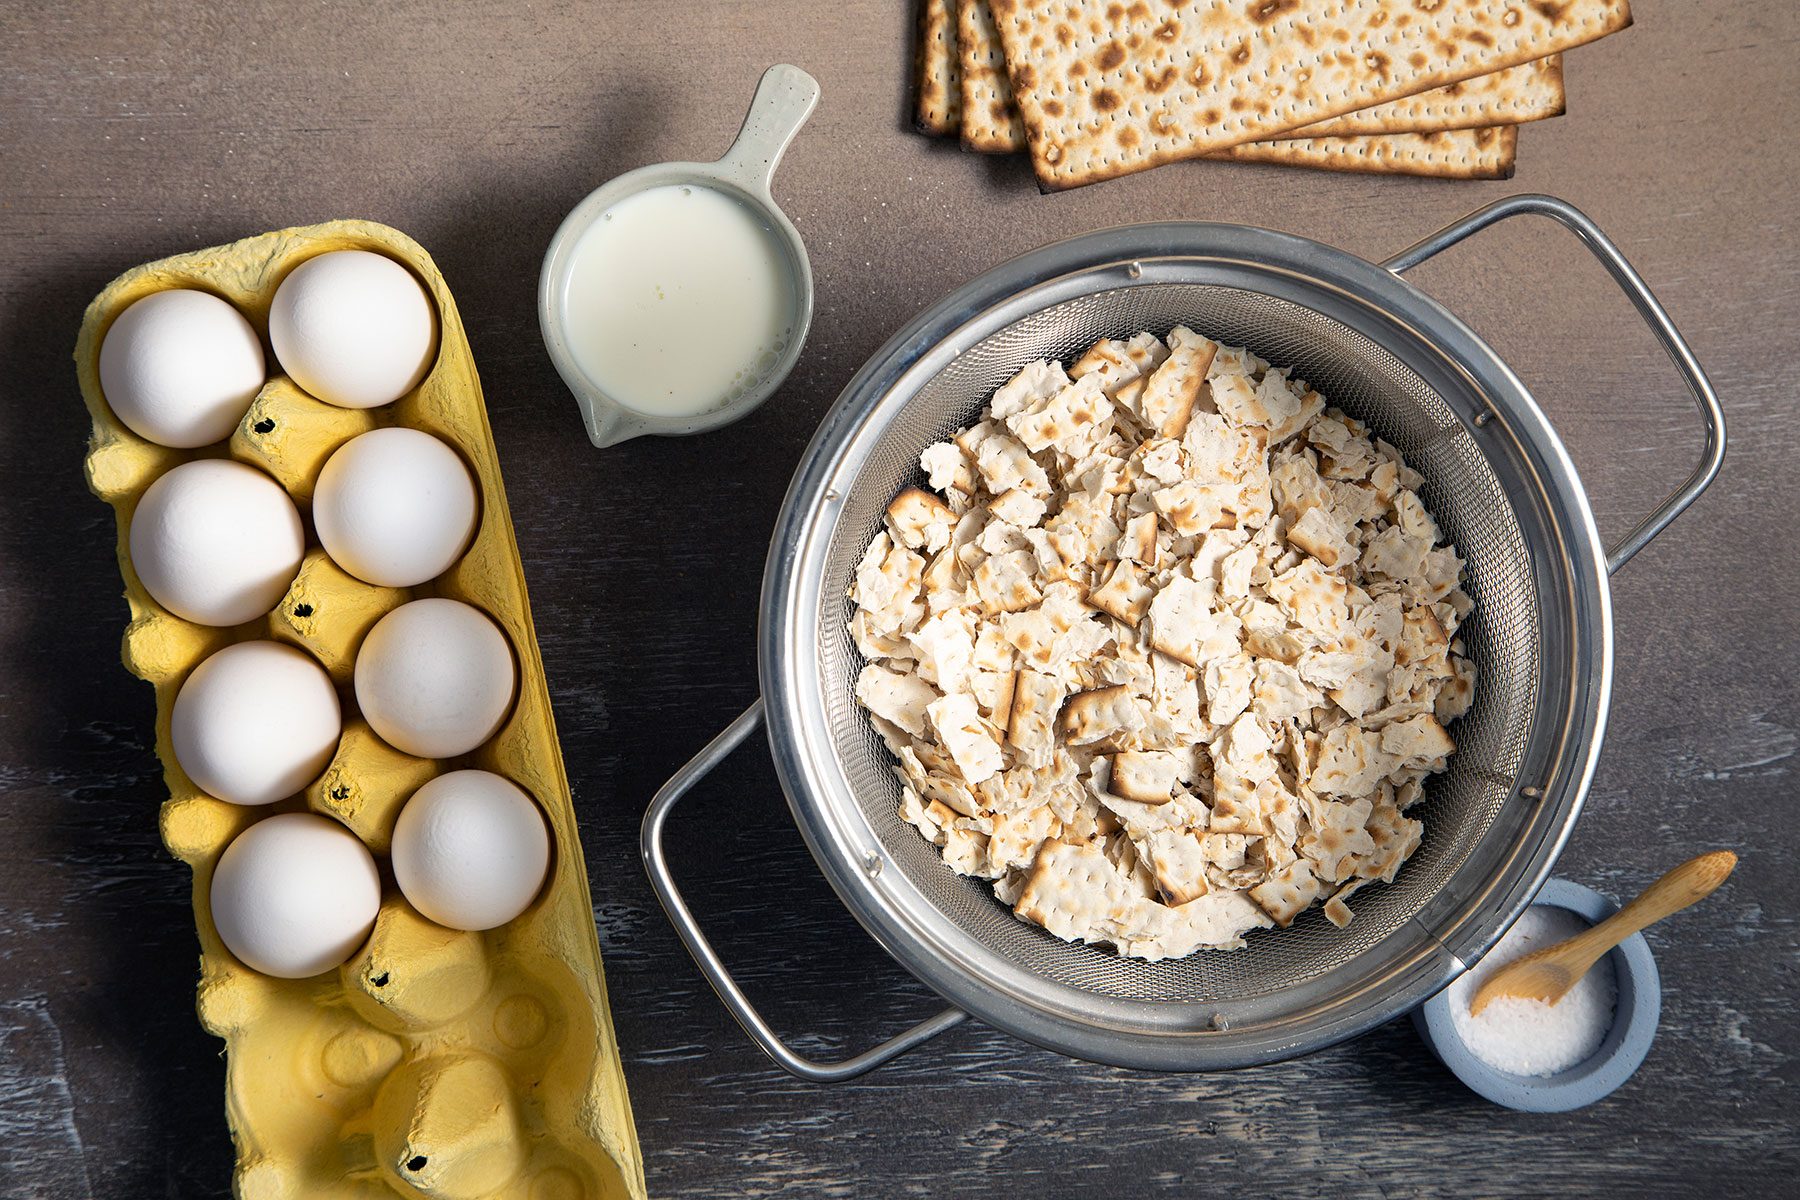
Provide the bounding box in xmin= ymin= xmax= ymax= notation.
xmin=852 ymin=532 xmax=924 ymax=619
xmin=1138 ymin=326 xmax=1217 ymax=440
xmin=990 ymin=487 xmax=1047 ymax=528
xmin=1248 ymin=859 xmax=1324 ymax=929
xmin=856 ymin=663 xmax=939 ymax=737
xmin=1310 ymin=724 xmax=1395 ymax=799
xmin=973 ymin=548 xmax=1043 ymax=615
xmin=1146 ymin=575 xmax=1240 ymax=668
xmin=1138 ymin=889 xmax=1273 ymax=959
xmin=1014 ymin=838 xmax=1144 ymax=950
xmin=1109 ymin=749 xmax=1184 ymax=805
xmin=973 ymin=428 xmax=1052 ymax=497
xmin=1203 ymin=653 xmax=1255 ymax=727
xmin=1007 ymin=669 xmax=1066 ymax=769
xmin=887 ymin=486 xmax=957 ymax=552
xmin=1007 ymin=371 xmax=1112 ymax=454
xmin=1059 ymin=684 xmax=1145 ymax=747
xmin=1381 ymin=713 xmax=1456 ymax=772
xmin=1071 ymin=331 xmax=1170 ymax=397
xmin=1118 ymin=511 xmax=1158 ymax=565
xmin=989 ymin=803 xmax=1058 ymax=873
xmin=1134 ymin=828 xmax=1211 ymax=905
xmin=927 ymin=693 xmax=1005 ymax=784
xmin=920 ymin=439 xmax=974 ymax=495
xmin=989 ymin=358 xmax=1070 ymax=420
xmin=1206 ymin=765 xmax=1265 ymax=836
xmin=1299 ymin=796 xmax=1378 ymax=884
xmin=1089 ymin=558 xmax=1155 ymax=627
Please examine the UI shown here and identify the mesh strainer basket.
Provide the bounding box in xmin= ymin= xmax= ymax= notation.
xmin=642 ymin=195 xmax=1723 ymax=1078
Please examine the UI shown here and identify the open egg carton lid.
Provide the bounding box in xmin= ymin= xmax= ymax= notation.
xmin=74 ymin=220 xmax=645 ymax=1199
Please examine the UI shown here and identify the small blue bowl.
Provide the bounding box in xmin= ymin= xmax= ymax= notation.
xmin=1412 ymin=878 xmax=1660 ymax=1112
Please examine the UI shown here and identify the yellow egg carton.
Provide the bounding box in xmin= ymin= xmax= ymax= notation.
xmin=74 ymin=221 xmax=645 ymax=1200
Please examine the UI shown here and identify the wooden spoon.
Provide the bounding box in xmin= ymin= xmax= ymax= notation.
xmin=1468 ymin=850 xmax=1737 ymax=1017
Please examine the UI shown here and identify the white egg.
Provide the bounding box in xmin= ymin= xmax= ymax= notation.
xmin=210 ymin=812 xmax=381 ymax=978
xmin=313 ymin=427 xmax=478 ymax=588
xmin=392 ymin=771 xmax=550 ymax=930
xmin=355 ymin=599 xmax=515 ymax=759
xmin=172 ymin=641 xmax=342 ymax=805
xmin=129 ymin=459 xmax=305 ymax=626
xmin=269 ymin=250 xmax=438 ymax=409
xmin=98 ymin=289 xmax=266 ymax=448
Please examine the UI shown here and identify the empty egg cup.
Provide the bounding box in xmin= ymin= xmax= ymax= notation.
xmin=1413 ymin=878 xmax=1662 ymax=1112
xmin=538 ymin=63 xmax=819 ymax=448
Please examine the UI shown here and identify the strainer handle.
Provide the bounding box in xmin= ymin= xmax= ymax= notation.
xmin=641 ymin=699 xmax=969 ymax=1082
xmin=1383 ymin=193 xmax=1726 ymax=574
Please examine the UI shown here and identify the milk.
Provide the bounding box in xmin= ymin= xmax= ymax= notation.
xmin=557 ymin=184 xmax=797 ymax=418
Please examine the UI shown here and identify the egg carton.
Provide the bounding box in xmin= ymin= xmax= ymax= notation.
xmin=74 ymin=221 xmax=645 ymax=1200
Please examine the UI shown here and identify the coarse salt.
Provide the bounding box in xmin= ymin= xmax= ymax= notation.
xmin=1448 ymin=904 xmax=1618 ymax=1077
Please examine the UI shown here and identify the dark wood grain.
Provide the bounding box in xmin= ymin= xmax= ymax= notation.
xmin=1 ymin=3 xmax=1795 ymax=1197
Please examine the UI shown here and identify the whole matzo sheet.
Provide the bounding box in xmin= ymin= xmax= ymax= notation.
xmin=916 ymin=0 xmax=964 ymax=135
xmin=1274 ymin=55 xmax=1563 ymax=139
xmin=1210 ymin=125 xmax=1518 ymax=177
xmin=986 ymin=0 xmax=1629 ymax=189
xmin=960 ymin=0 xmax=1031 ymax=152
xmin=959 ymin=0 xmax=1563 ymax=156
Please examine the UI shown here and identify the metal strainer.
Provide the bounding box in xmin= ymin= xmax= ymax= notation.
xmin=641 ymin=195 xmax=1723 ymax=1078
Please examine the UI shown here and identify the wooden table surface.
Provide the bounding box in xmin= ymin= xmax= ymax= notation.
xmin=3 ymin=3 xmax=1796 ymax=1197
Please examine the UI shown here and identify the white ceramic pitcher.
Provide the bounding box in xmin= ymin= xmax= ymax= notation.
xmin=538 ymin=64 xmax=819 ymax=447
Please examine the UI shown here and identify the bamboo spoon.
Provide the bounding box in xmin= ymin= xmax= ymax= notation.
xmin=1468 ymin=850 xmax=1737 ymax=1017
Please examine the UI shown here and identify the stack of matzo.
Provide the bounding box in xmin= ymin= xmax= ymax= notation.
xmin=849 ymin=329 xmax=1475 ymax=960
xmin=914 ymin=0 xmax=1631 ymax=188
